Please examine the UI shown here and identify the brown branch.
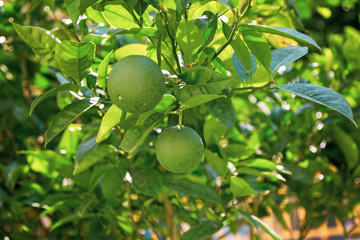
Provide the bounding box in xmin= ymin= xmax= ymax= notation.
xmin=162 ymin=194 xmax=179 ymax=240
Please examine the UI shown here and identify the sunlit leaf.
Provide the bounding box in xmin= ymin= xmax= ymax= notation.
xmin=176 ymin=19 xmax=203 ymax=62
xmin=102 ymin=5 xmax=138 ymax=29
xmin=55 ymin=41 xmax=96 ymax=83
xmin=230 ymin=176 xmax=257 ymax=197
xmin=12 ymin=23 xmax=60 ymax=67
xmin=96 ymin=105 xmax=122 ymax=143
xmin=242 ymin=31 xmax=272 ymax=76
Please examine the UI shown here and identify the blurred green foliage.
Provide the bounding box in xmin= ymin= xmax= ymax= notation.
xmin=0 ymin=0 xmax=359 ymax=239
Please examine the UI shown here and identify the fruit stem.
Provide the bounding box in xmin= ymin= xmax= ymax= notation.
xmin=178 ymin=110 xmax=183 ymax=126
xmin=120 ymin=111 xmax=127 ymax=127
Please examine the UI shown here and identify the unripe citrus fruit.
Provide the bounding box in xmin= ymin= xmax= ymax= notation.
xmin=107 ymin=55 xmax=165 ymax=113
xmin=155 ymin=126 xmax=204 ymax=173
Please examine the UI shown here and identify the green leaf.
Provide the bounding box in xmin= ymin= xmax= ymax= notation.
xmin=102 ymin=5 xmax=139 ymax=29
xmin=120 ymin=95 xmax=176 ymax=153
xmin=96 ymin=105 xmax=122 ymax=143
xmin=30 ymin=83 xmax=79 ymax=116
xmin=277 ymin=83 xmax=357 ymax=127
xmin=102 ymin=168 xmax=123 ymax=199
xmin=242 ymin=31 xmax=272 ymax=76
xmin=332 ymin=125 xmax=359 ymax=170
xmin=232 ymin=51 xmax=257 ymax=82
xmin=239 ymin=211 xmax=283 ymax=240
xmin=130 ymin=168 xmax=163 ymax=196
xmin=205 ymin=97 xmax=236 ymax=128
xmin=74 ymin=143 xmax=116 ymax=175
xmin=88 ymin=164 xmax=112 ymax=191
xmin=238 ymin=24 xmax=321 ymax=51
xmin=179 ymin=66 xmax=230 ymax=85
xmin=174 ymin=79 xmax=232 ymax=103
xmin=181 ymin=220 xmax=223 ymax=240
xmin=29 ymin=0 xmax=43 ymax=14
xmin=111 ymin=28 xmax=159 ymax=38
xmin=78 ymin=0 xmax=98 ymax=14
xmin=197 ymin=14 xmax=218 ymax=53
xmin=66 ymin=0 xmax=81 ymax=25
xmin=222 ymin=22 xmax=252 ymax=75
xmin=12 ymin=23 xmax=59 ymax=67
xmin=97 ymin=50 xmax=113 ymax=90
xmin=230 ymin=177 xmax=256 ymax=197
xmin=55 ymin=41 xmax=96 ymax=83
xmin=203 ymin=117 xmax=227 ymax=145
xmin=238 ymin=159 xmax=278 ymax=171
xmin=182 ymin=94 xmax=225 ymax=110
xmin=163 ymin=177 xmax=220 ymax=203
xmin=270 ymin=46 xmax=308 ymax=71
xmin=176 ymin=19 xmax=203 ymax=62
xmin=51 ymin=213 xmax=96 ymax=231
xmin=19 ymin=150 xmax=71 ymax=178
xmin=204 ymin=149 xmax=228 ymax=176
xmin=45 ymin=98 xmax=98 ymax=147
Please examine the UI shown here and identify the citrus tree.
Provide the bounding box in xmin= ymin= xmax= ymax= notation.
xmin=2 ymin=0 xmax=360 ymax=239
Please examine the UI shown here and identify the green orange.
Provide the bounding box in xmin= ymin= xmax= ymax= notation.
xmin=155 ymin=126 xmax=204 ymax=173
xmin=107 ymin=55 xmax=165 ymax=113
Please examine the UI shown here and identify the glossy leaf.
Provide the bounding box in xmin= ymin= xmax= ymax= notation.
xmin=176 ymin=19 xmax=203 ymax=62
xmin=270 ymin=46 xmax=308 ymax=71
xmin=205 ymin=97 xmax=236 ymax=128
xmin=96 ymin=105 xmax=122 ymax=143
xmin=182 ymin=94 xmax=225 ymax=110
xmin=12 ymin=23 xmax=60 ymax=67
xmin=230 ymin=176 xmax=257 ymax=197
xmin=120 ymin=95 xmax=176 ymax=153
xmin=130 ymin=168 xmax=163 ymax=196
xmin=55 ymin=41 xmax=96 ymax=83
xmin=174 ymin=79 xmax=232 ymax=103
xmin=242 ymin=31 xmax=272 ymax=76
xmin=238 ymin=159 xmax=278 ymax=171
xmin=97 ymin=50 xmax=113 ymax=90
xmin=181 ymin=220 xmax=223 ymax=240
xmin=78 ymin=0 xmax=98 ymax=14
xmin=238 ymin=24 xmax=321 ymax=51
xmin=102 ymin=5 xmax=138 ymax=29
xmin=45 ymin=98 xmax=98 ymax=147
xmin=277 ymin=83 xmax=357 ymax=127
xmin=30 ymin=83 xmax=79 ymax=116
xmin=88 ymin=164 xmax=112 ymax=191
xmin=239 ymin=211 xmax=282 ymax=240
xmin=163 ymin=177 xmax=220 ymax=203
xmin=232 ymin=51 xmax=257 ymax=82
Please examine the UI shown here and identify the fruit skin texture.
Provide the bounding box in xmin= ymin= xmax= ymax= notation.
xmin=107 ymin=55 xmax=165 ymax=113
xmin=156 ymin=126 xmax=204 ymax=173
